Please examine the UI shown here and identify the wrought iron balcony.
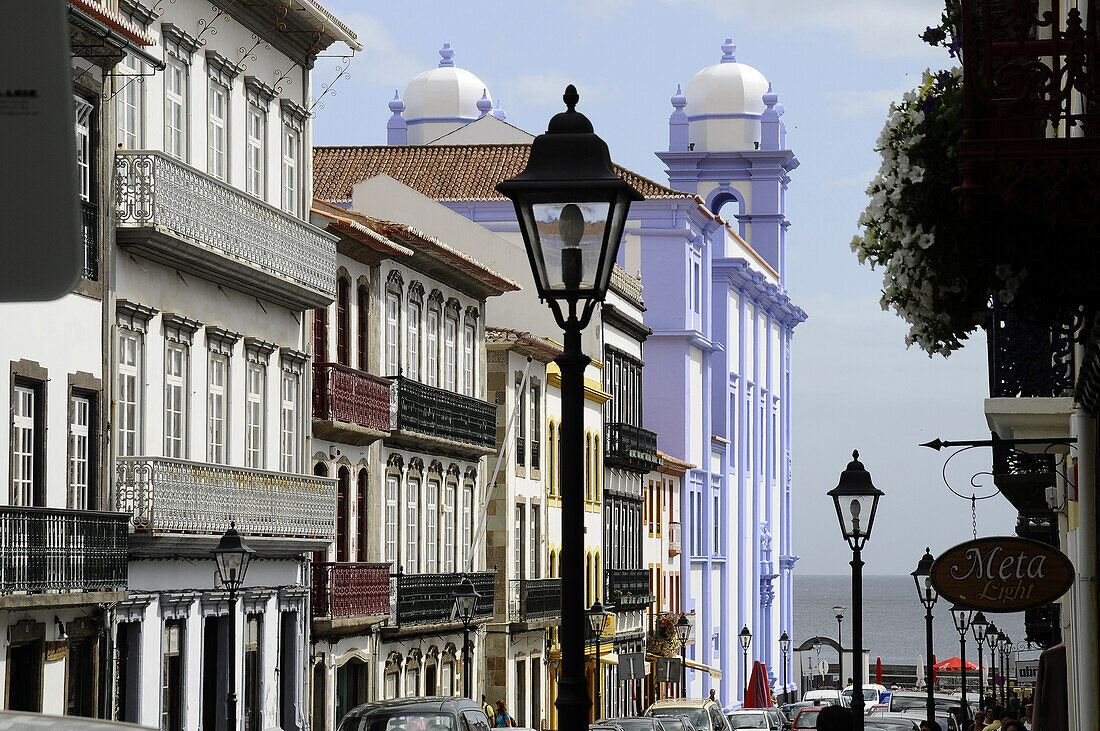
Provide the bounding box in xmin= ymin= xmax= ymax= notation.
xmin=508 ymin=578 xmax=561 ymax=623
xmin=987 ymin=305 xmax=1080 ymax=399
xmin=606 ymin=567 xmax=653 ymax=608
xmin=605 ymin=422 xmax=661 ymax=473
xmin=668 ymin=521 xmax=681 ymax=557
xmin=0 ymin=506 xmax=128 ymax=595
xmin=388 ymin=376 xmax=497 ymax=457
xmin=115 ymin=456 xmax=336 ymax=555
xmin=81 ymin=200 xmax=97 ymax=281
xmin=115 ymin=150 xmax=337 ymax=310
xmin=312 ymin=562 xmax=390 ymax=620
xmin=391 ymin=571 xmax=495 ymax=627
xmin=312 ymin=363 xmax=392 ymax=445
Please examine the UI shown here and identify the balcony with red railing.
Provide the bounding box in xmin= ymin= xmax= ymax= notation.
xmin=312 ymin=561 xmax=391 ymax=636
xmin=312 ymin=362 xmax=392 ymax=445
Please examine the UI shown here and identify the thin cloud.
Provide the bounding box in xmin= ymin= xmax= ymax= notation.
xmin=827 ymin=87 xmax=909 ymax=119
xmin=329 ymin=13 xmax=424 ymax=89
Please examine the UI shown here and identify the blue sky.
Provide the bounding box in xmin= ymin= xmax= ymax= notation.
xmin=311 ymin=0 xmax=1020 ymax=576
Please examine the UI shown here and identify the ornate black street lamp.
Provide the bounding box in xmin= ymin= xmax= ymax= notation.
xmin=675 ymin=614 xmax=691 ymax=698
xmin=498 ymin=85 xmax=642 ymax=731
xmin=912 ymin=548 xmax=938 ymax=728
xmin=971 ymin=611 xmax=988 ymax=711
xmin=950 ymin=605 xmax=973 ymax=719
xmin=212 ymin=523 xmax=254 ymax=731
xmin=453 ymin=576 xmax=480 ymax=699
xmin=985 ymin=622 xmax=1000 ymax=710
xmin=587 ymin=601 xmax=608 ymax=720
xmin=827 ymin=451 xmax=883 ymax=731
xmin=832 ymin=605 xmax=845 ymax=683
xmin=999 ymin=633 xmax=1012 ymax=705
xmin=739 ymin=625 xmax=753 ymax=697
xmin=779 ymin=631 xmax=791 ymax=703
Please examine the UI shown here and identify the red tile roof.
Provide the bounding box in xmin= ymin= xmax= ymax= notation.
xmin=312 ymin=143 xmax=693 ymax=204
xmin=70 ymin=0 xmax=156 ymax=46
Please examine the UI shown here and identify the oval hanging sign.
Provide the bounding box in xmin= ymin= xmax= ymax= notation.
xmin=930 ymin=536 xmax=1074 ymax=612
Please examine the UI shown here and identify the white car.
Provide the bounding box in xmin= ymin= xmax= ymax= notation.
xmin=802 ymin=690 xmax=850 ymax=708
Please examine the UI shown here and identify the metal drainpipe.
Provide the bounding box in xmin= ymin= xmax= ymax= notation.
xmin=1072 ymin=408 xmax=1097 ymax=731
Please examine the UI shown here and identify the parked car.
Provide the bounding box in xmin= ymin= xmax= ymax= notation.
xmin=887 ymin=691 xmax=969 ymax=727
xmin=843 ymin=683 xmax=889 ymax=706
xmin=765 ymin=707 xmax=792 ymax=731
xmin=645 ymin=698 xmax=732 ymax=731
xmin=611 ymin=718 xmax=668 ymax=731
xmin=779 ymin=703 xmax=812 ymax=723
xmin=659 ymin=717 xmax=700 ymax=731
xmin=791 ymin=707 xmax=822 ymax=730
xmin=337 ymin=697 xmax=491 ymax=731
xmin=725 ymin=710 xmax=783 ymax=730
xmin=803 ymin=690 xmax=849 ymax=708
xmin=870 ymin=710 xmax=958 ymax=731
xmin=865 ymin=717 xmax=921 ymax=731
xmin=591 ymin=725 xmax=627 ymax=731
xmin=0 ymin=712 xmax=154 ymax=730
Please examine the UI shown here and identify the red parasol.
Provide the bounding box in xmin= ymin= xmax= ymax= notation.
xmin=933 ymin=656 xmax=979 ymax=671
xmin=743 ymin=660 xmax=773 ymax=708
xmin=876 ymin=657 xmax=883 ymax=684
xmin=932 ymin=654 xmax=937 ymax=685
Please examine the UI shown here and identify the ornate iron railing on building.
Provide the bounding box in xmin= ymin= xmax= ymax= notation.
xmin=389 ymin=376 xmax=497 ymax=451
xmin=114 ymin=150 xmax=336 ymax=299
xmin=508 ymin=578 xmax=561 ymax=622
xmin=391 ymin=570 xmax=495 ymax=626
xmin=609 ymin=265 xmax=644 ymax=308
xmin=606 ymin=568 xmax=653 ymax=608
xmin=115 ymin=456 xmax=336 ymax=540
xmin=605 ymin=422 xmax=661 ymax=473
xmin=0 ymin=506 xmax=128 ymax=593
xmin=81 ymin=200 xmax=97 ymax=281
xmin=987 ymin=306 xmax=1080 ymax=399
xmin=312 ymin=562 xmax=391 ymax=619
xmin=313 ymin=363 xmax=392 ymax=433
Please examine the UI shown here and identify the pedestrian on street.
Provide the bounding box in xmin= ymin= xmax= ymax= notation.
xmin=481 ymin=695 xmax=494 ymax=721
xmin=709 ymin=689 xmax=717 ymax=703
xmin=493 ymin=700 xmax=516 ymax=728
xmin=920 ymin=722 xmax=936 ymax=731
xmin=982 ymin=706 xmax=1004 ymax=731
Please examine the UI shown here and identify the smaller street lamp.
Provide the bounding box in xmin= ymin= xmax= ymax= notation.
xmin=999 ymin=633 xmax=1012 ymax=705
xmin=739 ymin=625 xmax=752 ymax=697
xmin=587 ymin=601 xmax=608 ymax=720
xmin=832 ymin=605 xmax=845 ymax=682
xmin=950 ymin=605 xmax=973 ymax=719
xmin=212 ymin=523 xmax=254 ymax=731
xmin=453 ymin=576 xmax=481 ymax=699
xmin=675 ymin=614 xmax=692 ymax=698
xmin=985 ymin=622 xmax=1001 ymax=710
xmin=912 ymin=548 xmax=938 ymax=727
xmin=971 ymin=611 xmax=989 ymax=709
xmin=779 ymin=631 xmax=791 ymax=704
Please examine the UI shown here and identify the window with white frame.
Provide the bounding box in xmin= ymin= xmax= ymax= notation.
xmin=386 ymin=473 xmax=399 ymax=569
xmin=245 ymin=361 xmax=265 ymax=469
xmin=70 ymin=394 xmax=92 ymax=509
xmin=117 ymin=329 xmax=142 ymax=457
xmin=207 ymin=80 xmax=228 ymax=181
xmin=530 ymin=383 xmax=540 ymax=471
xmin=442 ymin=479 xmax=455 ymax=573
xmin=531 ymin=504 xmax=541 ymax=577
xmin=74 ymin=96 xmax=93 ymax=201
xmin=116 ymin=53 xmax=143 ymax=149
xmin=280 ymin=370 xmax=298 ymax=473
xmin=164 ymin=342 xmax=188 ymax=458
xmin=245 ymin=102 xmax=265 ymax=198
xmin=515 ymin=502 xmax=526 ymax=579
xmin=385 ymin=285 xmax=400 ymax=376
xmin=462 ymin=481 xmax=473 ymax=569
xmin=515 ymin=375 xmax=525 ymax=467
xmin=406 ymin=476 xmax=420 ymax=571
xmin=12 ymin=385 xmax=36 ymax=506
xmin=426 ymin=303 xmax=440 ymax=387
xmin=425 ymin=478 xmax=439 ymax=573
xmin=444 ymin=310 xmax=458 ymax=392
xmin=407 ymin=298 xmax=421 ymax=382
xmin=164 ymin=57 xmax=187 ymax=161
xmin=281 ymin=124 xmax=299 ymax=215
xmin=462 ymin=322 xmax=475 ymax=396
xmin=207 ymin=352 xmax=228 ymax=463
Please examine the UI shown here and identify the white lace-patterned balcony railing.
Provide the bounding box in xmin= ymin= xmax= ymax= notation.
xmin=115 ymin=151 xmax=337 ymax=309
xmin=609 ymin=264 xmax=644 ymax=307
xmin=116 ymin=456 xmax=336 ymax=555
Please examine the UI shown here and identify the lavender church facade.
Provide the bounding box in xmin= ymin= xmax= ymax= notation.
xmin=321 ymin=38 xmax=804 ymax=707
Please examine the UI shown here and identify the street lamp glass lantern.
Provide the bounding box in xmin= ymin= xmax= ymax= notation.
xmin=985 ymin=622 xmax=1000 ymax=647
xmin=587 ymin=600 xmax=608 ymax=638
xmin=453 ymin=577 xmax=481 ymax=624
xmin=212 ymin=523 xmax=254 ymax=595
xmin=911 ymin=547 xmax=939 ymax=610
xmin=496 ymin=85 xmax=643 ymax=330
xmin=827 ymin=451 xmax=884 ymax=551
xmin=779 ymin=631 xmax=790 ymax=654
xmin=971 ymin=611 xmax=989 ymax=643
xmin=951 ymin=604 xmax=974 ymax=635
xmin=675 ymin=614 xmax=691 ymax=645
xmin=739 ymin=625 xmax=752 ymax=651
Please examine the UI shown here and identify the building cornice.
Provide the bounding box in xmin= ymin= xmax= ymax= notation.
xmin=715 ymin=258 xmax=807 ymax=328
xmin=602 ymin=303 xmax=652 ymax=343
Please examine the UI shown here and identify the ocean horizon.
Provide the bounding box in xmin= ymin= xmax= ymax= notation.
xmin=793 ymin=574 xmax=1028 ymax=668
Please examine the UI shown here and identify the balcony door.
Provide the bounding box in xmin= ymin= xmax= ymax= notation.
xmin=337 ymin=467 xmax=350 ymax=563
xmin=7 ymin=638 xmax=43 ymax=711
xmin=202 ymin=616 xmax=230 ymax=731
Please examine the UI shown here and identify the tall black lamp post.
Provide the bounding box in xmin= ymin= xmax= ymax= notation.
xmin=675 ymin=614 xmax=691 ymax=698
xmin=498 ymin=85 xmax=642 ymax=731
xmin=827 ymin=451 xmax=883 ymax=731
xmin=950 ymin=605 xmax=973 ymax=719
xmin=587 ymin=601 xmax=608 ymax=720
xmin=912 ymin=548 xmax=938 ymax=728
xmin=779 ymin=631 xmax=791 ymax=704
xmin=739 ymin=625 xmax=752 ymax=698
xmin=971 ymin=611 xmax=989 ymax=711
xmin=453 ymin=576 xmax=480 ymax=699
xmin=999 ymin=633 xmax=1011 ymax=705
xmin=985 ymin=623 xmax=1000 ymax=710
xmin=832 ymin=605 xmax=845 ymax=685
xmin=212 ymin=523 xmax=254 ymax=731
